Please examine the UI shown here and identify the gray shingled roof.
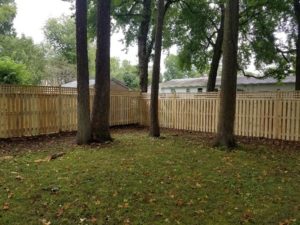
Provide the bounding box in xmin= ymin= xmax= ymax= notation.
xmin=160 ymin=76 xmax=295 ymax=88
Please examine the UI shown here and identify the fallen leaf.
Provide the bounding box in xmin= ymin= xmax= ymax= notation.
xmin=90 ymin=217 xmax=97 ymax=224
xmin=176 ymin=199 xmax=184 ymax=207
xmin=56 ymin=208 xmax=64 ymax=217
xmin=40 ymin=219 xmax=51 ymax=225
xmin=8 ymin=192 xmax=13 ymax=199
xmin=15 ymin=175 xmax=24 ymax=181
xmin=3 ymin=202 xmax=9 ymax=210
xmin=279 ymin=218 xmax=297 ymax=225
xmin=34 ymin=156 xmax=51 ymax=163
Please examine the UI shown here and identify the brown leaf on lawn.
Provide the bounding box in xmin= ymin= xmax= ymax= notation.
xmin=240 ymin=209 xmax=254 ymax=223
xmin=7 ymin=192 xmax=13 ymax=199
xmin=34 ymin=156 xmax=51 ymax=163
xmin=95 ymin=200 xmax=101 ymax=205
xmin=124 ymin=218 xmax=130 ymax=225
xmin=3 ymin=202 xmax=9 ymax=210
xmin=56 ymin=208 xmax=64 ymax=217
xmin=15 ymin=175 xmax=24 ymax=181
xmin=40 ymin=218 xmax=51 ymax=225
xmin=89 ymin=217 xmax=97 ymax=224
xmin=176 ymin=199 xmax=184 ymax=207
xmin=34 ymin=152 xmax=65 ymax=163
xmin=279 ymin=218 xmax=297 ymax=225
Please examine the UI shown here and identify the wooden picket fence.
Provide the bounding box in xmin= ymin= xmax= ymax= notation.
xmin=0 ymin=85 xmax=140 ymax=138
xmin=0 ymin=84 xmax=300 ymax=141
xmin=140 ymin=92 xmax=300 ymax=141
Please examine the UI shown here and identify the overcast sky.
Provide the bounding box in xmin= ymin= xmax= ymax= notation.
xmin=13 ymin=0 xmax=138 ymax=64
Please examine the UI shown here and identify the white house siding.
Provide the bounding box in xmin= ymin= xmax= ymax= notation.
xmin=160 ymin=83 xmax=294 ymax=93
xmin=160 ymin=87 xmax=207 ymax=93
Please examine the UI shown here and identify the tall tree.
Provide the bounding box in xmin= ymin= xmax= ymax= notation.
xmin=91 ymin=0 xmax=112 ymax=142
xmin=76 ymin=0 xmax=91 ymax=144
xmin=207 ymin=3 xmax=225 ymax=92
xmin=150 ymin=0 xmax=165 ymax=137
xmin=215 ymin=0 xmax=239 ymax=148
xmin=138 ymin=0 xmax=153 ymax=92
xmin=294 ymin=0 xmax=300 ymax=90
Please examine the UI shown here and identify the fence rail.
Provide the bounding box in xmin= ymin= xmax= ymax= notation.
xmin=1 ymin=84 xmax=300 ymax=141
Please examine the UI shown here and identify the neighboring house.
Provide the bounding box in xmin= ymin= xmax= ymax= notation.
xmin=62 ymin=78 xmax=130 ymax=91
xmin=158 ymin=76 xmax=296 ymax=93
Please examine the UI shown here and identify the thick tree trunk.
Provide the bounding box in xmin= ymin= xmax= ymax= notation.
xmin=91 ymin=0 xmax=112 ymax=142
xmin=138 ymin=0 xmax=152 ymax=93
xmin=294 ymin=0 xmax=300 ymax=90
xmin=207 ymin=4 xmax=225 ymax=92
xmin=149 ymin=0 xmax=165 ymax=137
xmin=215 ymin=0 xmax=239 ymax=149
xmin=76 ymin=0 xmax=91 ymax=145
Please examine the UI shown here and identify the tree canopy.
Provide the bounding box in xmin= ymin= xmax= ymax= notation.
xmin=0 ymin=0 xmax=16 ymax=35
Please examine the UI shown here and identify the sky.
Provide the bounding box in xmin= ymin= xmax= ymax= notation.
xmin=13 ymin=0 xmax=139 ymax=64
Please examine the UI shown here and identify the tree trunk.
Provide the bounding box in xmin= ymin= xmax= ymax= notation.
xmin=91 ymin=0 xmax=112 ymax=142
xmin=138 ymin=0 xmax=152 ymax=93
xmin=149 ymin=0 xmax=165 ymax=137
xmin=294 ymin=0 xmax=300 ymax=90
xmin=215 ymin=0 xmax=239 ymax=149
xmin=207 ymin=4 xmax=225 ymax=92
xmin=76 ymin=0 xmax=91 ymax=145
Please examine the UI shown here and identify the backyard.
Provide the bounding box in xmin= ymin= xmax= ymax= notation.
xmin=0 ymin=127 xmax=299 ymax=225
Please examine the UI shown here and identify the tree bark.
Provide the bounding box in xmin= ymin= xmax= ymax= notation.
xmin=207 ymin=4 xmax=225 ymax=92
xmin=138 ymin=0 xmax=152 ymax=93
xmin=76 ymin=0 xmax=91 ymax=145
xmin=215 ymin=0 xmax=239 ymax=149
xmin=91 ymin=0 xmax=112 ymax=142
xmin=149 ymin=0 xmax=165 ymax=137
xmin=294 ymin=0 xmax=300 ymax=90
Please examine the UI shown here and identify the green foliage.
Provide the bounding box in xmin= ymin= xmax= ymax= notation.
xmin=165 ymin=0 xmax=221 ymax=73
xmin=111 ymin=57 xmax=139 ymax=89
xmin=0 ymin=57 xmax=30 ymax=84
xmin=44 ymin=16 xmax=76 ymax=64
xmin=88 ymin=0 xmax=156 ymax=49
xmin=239 ymin=0 xmax=293 ymax=78
xmin=0 ymin=35 xmax=46 ymax=84
xmin=44 ymin=56 xmax=76 ymax=86
xmin=0 ymin=0 xmax=16 ymax=35
xmin=163 ymin=54 xmax=198 ymax=81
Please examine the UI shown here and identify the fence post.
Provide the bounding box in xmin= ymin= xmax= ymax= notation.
xmin=138 ymin=92 xmax=142 ymax=125
xmin=58 ymin=86 xmax=62 ymax=132
xmin=172 ymin=93 xmax=176 ymax=129
xmin=274 ymin=91 xmax=282 ymax=139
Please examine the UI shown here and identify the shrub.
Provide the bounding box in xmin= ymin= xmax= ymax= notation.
xmin=0 ymin=57 xmax=30 ymax=84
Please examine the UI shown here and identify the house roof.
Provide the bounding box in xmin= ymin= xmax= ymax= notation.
xmin=62 ymin=78 xmax=129 ymax=89
xmin=160 ymin=76 xmax=296 ymax=89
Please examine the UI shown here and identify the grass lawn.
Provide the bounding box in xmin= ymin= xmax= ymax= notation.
xmin=0 ymin=128 xmax=300 ymax=225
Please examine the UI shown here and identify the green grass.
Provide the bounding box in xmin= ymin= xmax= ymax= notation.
xmin=0 ymin=129 xmax=300 ymax=225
